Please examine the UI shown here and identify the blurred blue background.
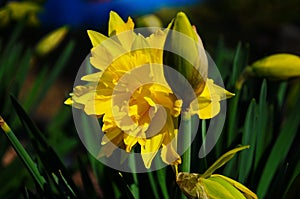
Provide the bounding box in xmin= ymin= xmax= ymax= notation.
xmin=39 ymin=0 xmax=203 ymax=29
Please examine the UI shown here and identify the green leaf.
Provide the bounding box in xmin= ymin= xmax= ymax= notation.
xmin=254 ymin=79 xmax=268 ymax=169
xmin=277 ymin=82 xmax=288 ymax=108
xmin=113 ymin=172 xmax=135 ymax=199
xmin=229 ymin=42 xmax=242 ymax=88
xmin=10 ymin=95 xmax=80 ymax=197
xmin=284 ymin=159 xmax=300 ymax=198
xmin=0 ymin=116 xmax=47 ymax=191
xmin=128 ymin=155 xmax=139 ymax=198
xmin=283 ymin=173 xmax=300 ymax=199
xmin=256 ymin=86 xmax=300 ymax=198
xmin=0 ymin=21 xmax=24 ymax=81
xmin=14 ymin=48 xmax=32 ymax=91
xmin=22 ymin=66 xmax=48 ymax=111
xmin=78 ymin=157 xmax=98 ymax=198
xmin=147 ymin=172 xmax=160 ymax=199
xmin=0 ymin=156 xmax=31 ymax=197
xmin=156 ymin=167 xmax=170 ymax=199
xmin=227 ymin=89 xmax=241 ymax=147
xmin=238 ymin=99 xmax=257 ymax=182
xmin=202 ymin=145 xmax=249 ymax=178
xmin=24 ymin=40 xmax=75 ymax=113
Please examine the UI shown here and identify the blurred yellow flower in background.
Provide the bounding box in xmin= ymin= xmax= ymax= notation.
xmin=0 ymin=1 xmax=41 ymax=26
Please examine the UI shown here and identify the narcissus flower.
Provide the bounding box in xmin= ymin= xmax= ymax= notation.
xmin=65 ymin=11 xmax=233 ymax=168
xmin=66 ymin=11 xmax=182 ymax=168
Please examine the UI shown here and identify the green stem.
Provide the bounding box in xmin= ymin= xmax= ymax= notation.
xmin=147 ymin=172 xmax=160 ymax=199
xmin=181 ymin=111 xmax=192 ymax=173
xmin=201 ymin=119 xmax=208 ymax=169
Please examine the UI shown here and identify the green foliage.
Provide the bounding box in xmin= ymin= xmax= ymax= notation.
xmin=1 ymin=14 xmax=299 ymax=199
xmin=0 ymin=21 xmax=77 ymax=198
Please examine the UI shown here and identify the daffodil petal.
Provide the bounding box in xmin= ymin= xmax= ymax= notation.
xmin=160 ymin=115 xmax=181 ymax=165
xmin=87 ymin=30 xmax=108 ymax=47
xmin=81 ymin=72 xmax=103 ymax=82
xmin=124 ymin=134 xmax=138 ymax=152
xmin=108 ymin=11 xmax=134 ymax=36
xmin=198 ymin=101 xmax=220 ymax=119
xmin=192 ymin=79 xmax=234 ymax=119
xmin=145 ymin=29 xmax=167 ymax=50
xmin=108 ymin=11 xmax=135 ymax=50
xmin=161 ymin=143 xmax=181 ymax=165
xmin=90 ymin=38 xmax=126 ymax=70
xmin=84 ymin=97 xmax=111 ymax=116
xmin=141 ymin=133 xmax=164 ymax=168
xmin=101 ymin=127 xmax=123 ymax=145
xmin=64 ymin=97 xmax=73 ymax=105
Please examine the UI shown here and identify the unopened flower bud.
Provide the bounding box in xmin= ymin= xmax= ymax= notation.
xmin=249 ymin=53 xmax=300 ymax=80
xmin=35 ymin=26 xmax=69 ymax=56
xmin=163 ymin=12 xmax=208 ymax=107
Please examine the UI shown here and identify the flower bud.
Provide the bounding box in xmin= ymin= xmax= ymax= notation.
xmin=177 ymin=173 xmax=257 ymax=199
xmin=135 ymin=14 xmax=162 ymax=28
xmin=249 ymin=53 xmax=300 ymax=80
xmin=176 ymin=146 xmax=257 ymax=199
xmin=163 ymin=12 xmax=208 ymax=107
xmin=35 ymin=26 xmax=69 ymax=56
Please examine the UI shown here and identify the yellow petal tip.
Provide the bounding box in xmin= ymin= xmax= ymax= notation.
xmin=64 ymin=98 xmax=73 ymax=105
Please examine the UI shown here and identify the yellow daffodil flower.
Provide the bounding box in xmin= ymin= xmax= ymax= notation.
xmin=65 ymin=11 xmax=233 ymax=168
xmin=66 ymin=11 xmax=182 ymax=168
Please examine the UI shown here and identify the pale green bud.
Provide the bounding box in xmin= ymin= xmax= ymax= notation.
xmin=176 ymin=146 xmax=258 ymax=199
xmin=163 ymin=12 xmax=208 ymax=107
xmin=249 ymin=53 xmax=300 ymax=80
xmin=35 ymin=26 xmax=69 ymax=57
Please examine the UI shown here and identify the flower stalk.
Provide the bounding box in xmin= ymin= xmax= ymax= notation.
xmin=181 ymin=111 xmax=192 ymax=173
